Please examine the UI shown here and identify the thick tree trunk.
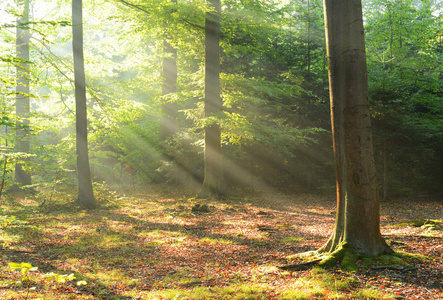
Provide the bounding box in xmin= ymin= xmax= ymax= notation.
xmin=159 ymin=40 xmax=178 ymax=140
xmin=320 ymin=0 xmax=392 ymax=256
xmin=159 ymin=0 xmax=178 ymax=141
xmin=199 ymin=0 xmax=225 ymax=198
xmin=73 ymin=0 xmax=96 ymax=208
xmin=15 ymin=0 xmax=31 ymax=187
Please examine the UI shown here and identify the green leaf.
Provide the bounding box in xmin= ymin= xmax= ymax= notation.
xmin=76 ymin=280 xmax=87 ymax=286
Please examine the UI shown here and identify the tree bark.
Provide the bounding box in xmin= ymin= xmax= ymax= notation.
xmin=73 ymin=0 xmax=96 ymax=208
xmin=199 ymin=0 xmax=225 ymax=198
xmin=159 ymin=0 xmax=178 ymax=141
xmin=159 ymin=40 xmax=178 ymax=140
xmin=383 ymin=139 xmax=388 ymax=200
xmin=15 ymin=0 xmax=32 ymax=187
xmin=320 ymin=0 xmax=392 ymax=256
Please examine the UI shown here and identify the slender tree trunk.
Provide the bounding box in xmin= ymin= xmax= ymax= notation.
xmin=0 ymin=128 xmax=9 ymax=198
xmin=306 ymin=0 xmax=313 ymax=191
xmin=73 ymin=0 xmax=96 ymax=208
xmin=320 ymin=0 xmax=392 ymax=256
xmin=388 ymin=3 xmax=393 ymax=58
xmin=159 ymin=0 xmax=178 ymax=141
xmin=306 ymin=0 xmax=311 ymax=76
xmin=199 ymin=0 xmax=225 ymax=198
xmin=15 ymin=0 xmax=31 ymax=187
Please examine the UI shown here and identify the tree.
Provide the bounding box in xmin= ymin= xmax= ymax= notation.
xmin=72 ymin=0 xmax=96 ymax=208
xmin=159 ymin=0 xmax=178 ymax=141
xmin=15 ymin=0 xmax=32 ymax=187
xmin=319 ymin=0 xmax=392 ymax=257
xmin=199 ymin=0 xmax=225 ymax=198
xmin=364 ymin=0 xmax=443 ymax=197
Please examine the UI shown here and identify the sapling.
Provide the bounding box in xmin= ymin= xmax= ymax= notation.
xmin=8 ymin=262 xmax=87 ymax=299
xmin=8 ymin=262 xmax=38 ymax=300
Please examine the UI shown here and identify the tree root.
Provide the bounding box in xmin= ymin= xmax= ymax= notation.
xmin=318 ymin=242 xmax=358 ymax=270
xmin=278 ymin=259 xmax=322 ymax=271
xmin=279 ymin=242 xmax=359 ymax=271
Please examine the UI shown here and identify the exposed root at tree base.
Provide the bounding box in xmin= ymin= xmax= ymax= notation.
xmin=280 ymin=242 xmax=389 ymax=271
xmin=279 ymin=242 xmax=412 ymax=274
xmin=317 ymin=242 xmax=359 ymax=271
xmin=278 ymin=259 xmax=322 ymax=271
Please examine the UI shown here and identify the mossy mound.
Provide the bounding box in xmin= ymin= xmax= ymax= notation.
xmin=318 ymin=242 xmax=358 ymax=271
xmin=191 ymin=204 xmax=210 ymax=212
xmin=396 ymin=219 xmax=442 ymax=229
xmin=316 ymin=243 xmax=415 ymax=272
xmin=360 ymin=253 xmax=410 ymax=268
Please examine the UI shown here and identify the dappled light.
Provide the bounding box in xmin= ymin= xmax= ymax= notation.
xmin=0 ymin=189 xmax=442 ymax=299
xmin=0 ymin=0 xmax=442 ymax=298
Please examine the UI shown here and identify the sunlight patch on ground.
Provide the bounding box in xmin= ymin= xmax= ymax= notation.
xmin=1 ymin=189 xmax=441 ymax=299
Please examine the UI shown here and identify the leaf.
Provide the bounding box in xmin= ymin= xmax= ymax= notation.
xmin=76 ymin=280 xmax=87 ymax=286
xmin=8 ymin=262 xmax=35 ymax=274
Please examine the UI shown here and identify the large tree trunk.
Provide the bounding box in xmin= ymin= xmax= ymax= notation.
xmin=159 ymin=40 xmax=178 ymax=140
xmin=199 ymin=0 xmax=225 ymax=198
xmin=15 ymin=0 xmax=32 ymax=187
xmin=73 ymin=0 xmax=96 ymax=208
xmin=159 ymin=0 xmax=178 ymax=141
xmin=320 ymin=0 xmax=392 ymax=256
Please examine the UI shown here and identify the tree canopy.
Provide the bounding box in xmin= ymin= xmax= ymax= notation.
xmin=0 ymin=0 xmax=441 ymax=196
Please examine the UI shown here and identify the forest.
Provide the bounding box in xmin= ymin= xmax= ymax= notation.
xmin=0 ymin=0 xmax=442 ymax=299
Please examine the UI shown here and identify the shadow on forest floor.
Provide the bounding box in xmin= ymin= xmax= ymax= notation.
xmin=0 ymin=184 xmax=441 ymax=299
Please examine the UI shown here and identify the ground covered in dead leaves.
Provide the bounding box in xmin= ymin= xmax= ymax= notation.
xmin=0 ymin=185 xmax=442 ymax=299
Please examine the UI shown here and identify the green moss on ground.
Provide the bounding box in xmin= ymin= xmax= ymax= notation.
xmin=360 ymin=253 xmax=411 ymax=269
xmin=318 ymin=242 xmax=358 ymax=270
xmin=317 ymin=243 xmax=419 ymax=272
xmin=396 ymin=219 xmax=442 ymax=229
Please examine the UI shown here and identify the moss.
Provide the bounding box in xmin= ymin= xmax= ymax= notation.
xmin=191 ymin=204 xmax=210 ymax=212
xmin=319 ymin=242 xmax=355 ymax=269
xmin=395 ymin=219 xmax=442 ymax=228
xmin=360 ymin=253 xmax=410 ymax=269
xmin=396 ymin=250 xmax=432 ymax=260
xmin=421 ymin=223 xmax=441 ymax=231
xmin=341 ymin=248 xmax=358 ymax=271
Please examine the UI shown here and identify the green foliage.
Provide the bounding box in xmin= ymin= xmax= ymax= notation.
xmin=8 ymin=262 xmax=86 ymax=300
xmin=365 ymin=0 xmax=443 ymax=196
xmin=8 ymin=262 xmax=38 ymax=300
xmin=0 ymin=215 xmax=29 ymax=228
xmin=0 ymin=0 xmax=440 ymax=196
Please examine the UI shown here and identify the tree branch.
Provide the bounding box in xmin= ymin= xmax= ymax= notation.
xmin=114 ymin=0 xmax=204 ymax=30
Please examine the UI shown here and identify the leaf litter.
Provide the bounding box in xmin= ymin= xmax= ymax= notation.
xmin=0 ymin=185 xmax=441 ymax=299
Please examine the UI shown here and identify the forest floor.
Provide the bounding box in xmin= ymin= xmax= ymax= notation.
xmin=0 ymin=184 xmax=442 ymax=299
